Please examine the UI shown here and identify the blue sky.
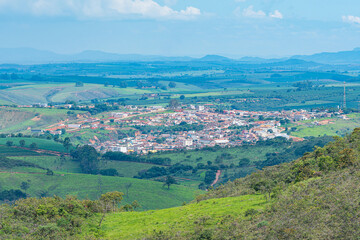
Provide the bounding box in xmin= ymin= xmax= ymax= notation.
xmin=0 ymin=0 xmax=360 ymax=57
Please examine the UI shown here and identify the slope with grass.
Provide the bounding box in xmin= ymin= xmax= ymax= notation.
xmin=0 ymin=172 xmax=202 ymax=210
xmin=92 ymin=194 xmax=267 ymax=239
xmin=0 ymin=137 xmax=68 ymax=152
xmin=289 ymin=113 xmax=360 ymax=138
xmin=83 ymin=128 xmax=360 ymax=240
xmin=0 ymin=107 xmax=84 ymax=133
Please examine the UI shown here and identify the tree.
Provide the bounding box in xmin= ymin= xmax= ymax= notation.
xmin=19 ymin=140 xmax=26 ymax=147
xmin=238 ymin=158 xmax=251 ymax=167
xmin=61 ymin=129 xmax=66 ymax=135
xmin=169 ymin=99 xmax=179 ymax=109
xmin=75 ymin=81 xmax=84 ymax=87
xmin=6 ymin=141 xmax=13 ymax=147
xmin=180 ymin=95 xmax=185 ymax=100
xmin=71 ymin=145 xmax=99 ymax=174
xmin=20 ymin=181 xmax=30 ymax=191
xmin=168 ymin=82 xmax=177 ymax=88
xmin=63 ymin=137 xmax=72 ymax=152
xmin=119 ymin=81 xmax=127 ymax=88
xmin=104 ymin=81 xmax=109 ymax=87
xmin=30 ymin=143 xmax=37 ymax=149
xmin=98 ymin=191 xmax=124 ymax=227
xmin=164 ymin=176 xmax=177 ymax=190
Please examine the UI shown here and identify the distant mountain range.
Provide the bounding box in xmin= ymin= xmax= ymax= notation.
xmin=1 ymin=47 xmax=360 ymax=65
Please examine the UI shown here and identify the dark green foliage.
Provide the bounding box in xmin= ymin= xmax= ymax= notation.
xmin=137 ymin=166 xmax=167 ymax=179
xmin=71 ymin=145 xmax=99 ymax=174
xmin=204 ymin=171 xmax=216 ymax=185
xmin=136 ymin=163 xmax=193 ymax=179
xmin=20 ymin=181 xmax=30 ymax=191
xmin=0 ymin=192 xmax=123 ymax=239
xmin=164 ymin=176 xmax=177 ymax=189
xmin=0 ymin=189 xmax=26 ymax=201
xmin=168 ymin=82 xmax=176 ymax=88
xmin=99 ymin=168 xmax=119 ymax=176
xmin=29 ymin=142 xmax=37 ymax=149
xmin=75 ymin=81 xmax=83 ymax=87
xmin=256 ymin=135 xmax=332 ymax=168
xmin=238 ymin=158 xmax=250 ymax=167
xmin=103 ymin=151 xmax=171 ymax=165
xmin=19 ymin=139 xmax=26 ymax=147
xmin=0 ymin=156 xmax=43 ymax=169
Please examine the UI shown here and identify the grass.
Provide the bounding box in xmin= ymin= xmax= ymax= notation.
xmin=289 ymin=114 xmax=360 ymax=138
xmin=0 ymin=145 xmax=41 ymax=156
xmin=9 ymin=156 xmax=82 ymax=173
xmin=0 ymin=107 xmax=83 ymax=133
xmin=0 ymin=137 xmax=68 ymax=152
xmin=101 ymin=161 xmax=155 ymax=178
xmin=92 ymin=194 xmax=267 ymax=239
xmin=148 ymin=145 xmax=282 ymax=167
xmin=0 ymin=172 xmax=203 ymax=210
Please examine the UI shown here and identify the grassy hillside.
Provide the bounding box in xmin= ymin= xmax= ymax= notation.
xmin=0 ymin=172 xmax=202 ymax=210
xmin=0 ymin=107 xmax=83 ymax=133
xmin=0 ymin=137 xmax=68 ymax=152
xmin=85 ymin=128 xmax=360 ymax=240
xmin=285 ymin=113 xmax=360 ymax=138
xmin=93 ymin=194 xmax=267 ymax=239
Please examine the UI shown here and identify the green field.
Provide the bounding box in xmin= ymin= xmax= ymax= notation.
xmin=148 ymin=145 xmax=282 ymax=167
xmin=0 ymin=107 xmax=83 ymax=133
xmin=9 ymin=155 xmax=82 ymax=173
xmin=289 ymin=114 xmax=360 ymax=138
xmin=101 ymin=161 xmax=155 ymax=178
xmin=90 ymin=194 xmax=266 ymax=239
xmin=0 ymin=172 xmax=203 ymax=210
xmin=0 ymin=145 xmax=42 ymax=156
xmin=0 ymin=137 xmax=68 ymax=152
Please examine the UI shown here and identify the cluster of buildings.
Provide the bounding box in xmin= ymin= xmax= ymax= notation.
xmin=85 ymin=107 xmax=341 ymax=154
xmin=34 ymin=103 xmax=347 ymax=155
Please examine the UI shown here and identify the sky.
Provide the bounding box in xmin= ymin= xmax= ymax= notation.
xmin=1 ymin=0 xmax=360 ymax=57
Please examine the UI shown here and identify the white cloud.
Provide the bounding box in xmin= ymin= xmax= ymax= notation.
xmin=243 ymin=5 xmax=266 ymax=18
xmin=0 ymin=0 xmax=201 ymax=20
xmin=342 ymin=15 xmax=360 ymax=24
xmin=269 ymin=10 xmax=283 ymax=19
xmin=241 ymin=5 xmax=283 ymax=20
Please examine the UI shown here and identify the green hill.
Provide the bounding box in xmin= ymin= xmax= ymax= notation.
xmin=1 ymin=128 xmax=360 ymax=239
xmin=91 ymin=128 xmax=360 ymax=239
xmin=0 ymin=172 xmax=202 ymax=210
xmin=93 ymin=194 xmax=267 ymax=239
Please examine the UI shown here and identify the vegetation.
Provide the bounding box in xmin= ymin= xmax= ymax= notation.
xmin=0 ymin=192 xmax=126 ymax=239
xmin=0 ymin=172 xmax=202 ymax=210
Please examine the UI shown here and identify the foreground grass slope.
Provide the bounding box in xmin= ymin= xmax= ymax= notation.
xmin=89 ymin=194 xmax=267 ymax=239
xmin=0 ymin=172 xmax=202 ymax=210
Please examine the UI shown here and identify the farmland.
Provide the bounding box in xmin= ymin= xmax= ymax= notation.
xmin=288 ymin=113 xmax=360 ymax=138
xmin=0 ymin=172 xmax=202 ymax=210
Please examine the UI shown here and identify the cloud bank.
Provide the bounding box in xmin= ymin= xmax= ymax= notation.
xmin=342 ymin=15 xmax=360 ymax=24
xmin=0 ymin=0 xmax=201 ymax=20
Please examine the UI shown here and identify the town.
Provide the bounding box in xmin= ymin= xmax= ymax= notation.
xmin=31 ymin=103 xmax=347 ymax=155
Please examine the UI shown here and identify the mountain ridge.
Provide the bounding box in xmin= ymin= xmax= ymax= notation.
xmin=1 ymin=47 xmax=360 ymax=65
